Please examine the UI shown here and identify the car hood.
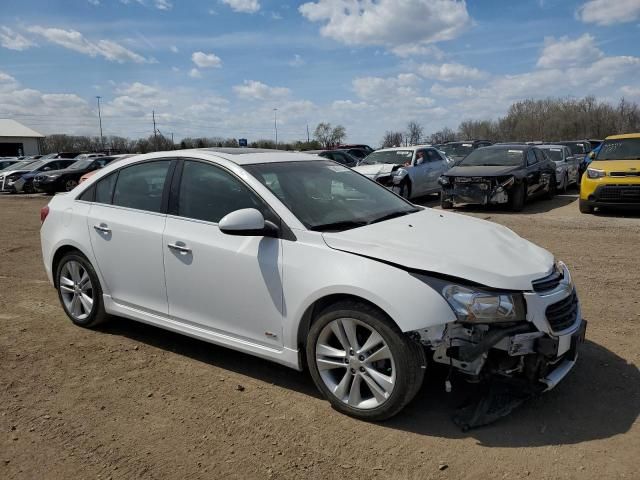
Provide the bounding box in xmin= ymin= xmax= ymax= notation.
xmin=35 ymin=168 xmax=76 ymax=177
xmin=322 ymin=209 xmax=553 ymax=290
xmin=353 ymin=163 xmax=400 ymax=177
xmin=446 ymin=165 xmax=521 ymax=177
xmin=591 ymin=160 xmax=640 ymax=172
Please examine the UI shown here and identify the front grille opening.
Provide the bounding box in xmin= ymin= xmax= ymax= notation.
xmin=545 ymin=290 xmax=578 ymax=332
xmin=532 ymin=270 xmax=563 ymax=293
xmin=597 ymin=185 xmax=640 ymax=203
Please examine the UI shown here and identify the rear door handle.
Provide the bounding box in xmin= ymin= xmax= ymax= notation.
xmin=167 ymin=243 xmax=192 ymax=255
xmin=93 ymin=224 xmax=111 ymax=234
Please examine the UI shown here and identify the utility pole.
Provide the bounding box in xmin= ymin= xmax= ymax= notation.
xmin=306 ymin=123 xmax=310 ymax=143
xmin=152 ymin=110 xmax=158 ymax=151
xmin=273 ymin=108 xmax=278 ymax=148
xmin=171 ymin=132 xmax=174 ymax=145
xmin=96 ymin=96 xmax=103 ymax=150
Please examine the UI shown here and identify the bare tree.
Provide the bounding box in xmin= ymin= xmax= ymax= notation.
xmin=313 ymin=123 xmax=347 ymax=148
xmin=381 ymin=131 xmax=404 ymax=148
xmin=406 ymin=121 xmax=424 ymax=145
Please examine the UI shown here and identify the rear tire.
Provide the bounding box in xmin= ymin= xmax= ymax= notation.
xmin=64 ymin=179 xmax=78 ymax=192
xmin=545 ymin=175 xmax=557 ymax=199
xmin=306 ymin=301 xmax=425 ymax=421
xmin=509 ymin=183 xmax=526 ymax=212
xmin=55 ymin=252 xmax=109 ymax=328
xmin=579 ymin=199 xmax=593 ymax=214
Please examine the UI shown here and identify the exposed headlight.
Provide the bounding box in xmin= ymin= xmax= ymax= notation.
xmin=499 ymin=176 xmax=515 ymax=188
xmin=586 ymin=168 xmax=605 ymax=179
xmin=438 ymin=176 xmax=450 ymax=186
xmin=442 ymin=284 xmax=525 ymax=323
xmin=46 ymin=174 xmax=61 ymax=179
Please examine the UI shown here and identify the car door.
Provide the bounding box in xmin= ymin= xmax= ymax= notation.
xmin=525 ymin=149 xmax=542 ymax=196
xmin=564 ymin=147 xmax=578 ymax=183
xmin=162 ymin=159 xmax=284 ymax=348
xmin=87 ymin=159 xmax=173 ymax=316
xmin=425 ymin=148 xmax=447 ymax=192
xmin=411 ymin=149 xmax=432 ymax=195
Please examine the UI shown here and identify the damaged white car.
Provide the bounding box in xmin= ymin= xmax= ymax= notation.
xmin=40 ymin=150 xmax=585 ymax=426
xmin=354 ymin=146 xmax=449 ymax=199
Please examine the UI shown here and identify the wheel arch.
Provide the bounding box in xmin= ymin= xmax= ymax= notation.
xmin=51 ymin=244 xmax=93 ymax=288
xmin=295 ymin=293 xmax=398 ymax=368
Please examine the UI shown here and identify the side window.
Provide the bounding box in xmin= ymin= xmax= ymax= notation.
xmin=527 ymin=150 xmax=538 ymax=166
xmin=112 ymin=161 xmax=171 ymax=212
xmin=95 ymin=173 xmax=118 ymax=204
xmin=415 ymin=150 xmax=428 ymax=165
xmin=177 ymin=161 xmax=266 ymax=224
xmin=534 ymin=149 xmax=546 ymax=164
xmin=425 ymin=149 xmax=441 ymax=162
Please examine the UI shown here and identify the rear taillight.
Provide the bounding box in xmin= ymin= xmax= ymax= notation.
xmin=40 ymin=205 xmax=50 ymax=224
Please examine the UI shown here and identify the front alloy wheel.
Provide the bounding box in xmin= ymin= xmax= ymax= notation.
xmin=306 ymin=301 xmax=425 ymax=420
xmin=64 ymin=179 xmax=78 ymax=191
xmin=315 ymin=318 xmax=396 ymax=409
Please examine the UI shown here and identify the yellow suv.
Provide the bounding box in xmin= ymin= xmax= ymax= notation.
xmin=580 ymin=133 xmax=640 ymax=213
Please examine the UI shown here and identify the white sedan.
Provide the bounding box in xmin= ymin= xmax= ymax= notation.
xmin=40 ymin=149 xmax=586 ymax=422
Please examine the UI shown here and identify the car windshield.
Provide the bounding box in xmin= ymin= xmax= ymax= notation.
xmin=439 ymin=143 xmax=474 ymax=157
xmin=359 ymin=150 xmax=413 ymax=165
xmin=67 ymin=159 xmax=94 ymax=170
xmin=39 ymin=153 xmax=58 ymax=160
xmin=245 ymin=160 xmax=420 ymax=231
xmin=541 ymin=148 xmax=563 ymax=162
xmin=559 ymin=143 xmax=586 ymax=155
xmin=458 ymin=148 xmax=524 ymax=167
xmin=22 ymin=160 xmax=46 ymax=171
xmin=597 ymin=138 xmax=640 ymax=161
xmin=0 ymin=160 xmax=33 ymax=172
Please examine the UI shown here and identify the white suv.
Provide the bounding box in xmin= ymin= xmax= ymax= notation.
xmin=40 ymin=149 xmax=585 ymax=422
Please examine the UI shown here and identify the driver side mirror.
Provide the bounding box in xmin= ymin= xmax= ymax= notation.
xmin=219 ymin=208 xmax=279 ymax=237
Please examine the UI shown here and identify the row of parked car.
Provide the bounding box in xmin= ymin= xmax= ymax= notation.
xmin=0 ymin=153 xmax=133 ymax=194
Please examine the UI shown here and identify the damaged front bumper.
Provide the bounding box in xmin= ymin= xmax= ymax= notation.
xmin=441 ymin=177 xmax=512 ymax=206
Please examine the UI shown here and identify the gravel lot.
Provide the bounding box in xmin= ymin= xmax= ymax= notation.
xmin=1 ymin=192 xmax=639 ymax=480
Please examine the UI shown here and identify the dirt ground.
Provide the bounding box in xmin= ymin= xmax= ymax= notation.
xmin=1 ymin=192 xmax=639 ymax=480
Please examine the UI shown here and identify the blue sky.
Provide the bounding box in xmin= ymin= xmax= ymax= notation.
xmin=1 ymin=0 xmax=639 ymax=146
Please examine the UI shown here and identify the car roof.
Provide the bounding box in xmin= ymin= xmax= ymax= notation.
xmin=485 ymin=144 xmax=529 ymax=149
xmin=605 ymin=133 xmax=640 ymax=140
xmin=172 ymin=148 xmax=322 ymax=165
xmin=537 ymin=144 xmax=568 ymax=149
xmin=371 ymin=145 xmax=433 ymax=153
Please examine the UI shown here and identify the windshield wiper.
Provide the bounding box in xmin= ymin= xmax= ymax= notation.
xmin=310 ymin=220 xmax=368 ymax=232
xmin=368 ymin=209 xmax=419 ymax=225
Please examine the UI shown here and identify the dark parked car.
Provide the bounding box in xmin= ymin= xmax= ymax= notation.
xmin=439 ymin=144 xmax=556 ymax=211
xmin=11 ymin=159 xmax=77 ymax=193
xmin=337 ymin=144 xmax=374 ymax=155
xmin=34 ymin=155 xmax=119 ymax=194
xmin=305 ymin=149 xmax=359 ymax=167
xmin=437 ymin=140 xmax=492 ymax=164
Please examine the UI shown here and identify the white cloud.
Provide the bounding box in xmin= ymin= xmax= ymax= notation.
xmin=233 ymin=80 xmax=291 ymax=100
xmin=222 ymin=0 xmax=261 ymax=14
xmin=170 ymin=45 xmax=178 ymax=53
xmin=418 ymin=62 xmax=487 ymax=82
xmin=391 ymin=44 xmax=444 ymax=59
xmin=189 ymin=68 xmax=202 ymax=78
xmin=577 ymin=0 xmax=640 ymax=26
xmin=620 ymin=85 xmax=640 ymax=98
xmin=27 ymin=26 xmax=150 ymax=63
xmin=0 ymin=26 xmax=35 ymax=51
xmin=299 ymin=0 xmax=470 ymax=53
xmin=191 ymin=51 xmax=222 ymax=68
xmin=537 ymin=34 xmax=603 ymax=69
xmin=154 ymin=0 xmax=172 ymax=10
xmin=352 ymin=73 xmax=436 ymax=111
xmin=116 ymin=82 xmax=159 ymax=97
xmin=88 ymin=0 xmax=100 ymax=5
xmin=430 ymin=83 xmax=478 ymax=98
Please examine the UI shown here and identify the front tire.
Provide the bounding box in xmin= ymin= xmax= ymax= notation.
xmin=579 ymin=199 xmax=593 ymax=214
xmin=545 ymin=175 xmax=557 ymax=199
xmin=306 ymin=301 xmax=425 ymax=421
xmin=64 ymin=179 xmax=78 ymax=192
xmin=396 ymin=180 xmax=411 ymax=200
xmin=56 ymin=252 xmax=109 ymax=328
xmin=509 ymin=183 xmax=526 ymax=212
xmin=440 ymin=195 xmax=453 ymax=209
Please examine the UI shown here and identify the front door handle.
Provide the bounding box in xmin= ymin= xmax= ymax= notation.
xmin=168 ymin=243 xmax=192 ymax=255
xmin=93 ymin=224 xmax=111 ymax=234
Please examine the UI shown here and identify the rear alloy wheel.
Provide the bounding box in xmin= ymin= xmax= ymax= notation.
xmin=307 ymin=301 xmax=425 ymax=420
xmin=56 ymin=253 xmax=109 ymax=328
xmin=562 ymin=173 xmax=568 ymax=193
xmin=545 ymin=175 xmax=557 ymax=199
xmin=64 ymin=179 xmax=78 ymax=192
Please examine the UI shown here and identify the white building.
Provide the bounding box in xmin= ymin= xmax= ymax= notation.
xmin=0 ymin=119 xmax=44 ymax=157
